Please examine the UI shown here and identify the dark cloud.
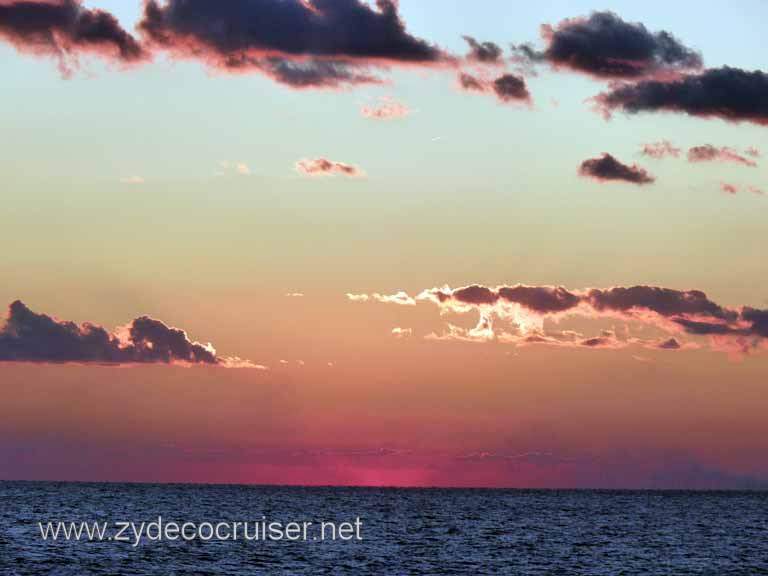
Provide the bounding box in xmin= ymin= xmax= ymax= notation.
xmin=587 ymin=286 xmax=736 ymax=320
xmin=672 ymin=318 xmax=739 ymax=336
xmin=741 ymin=308 xmax=768 ymax=338
xmin=687 ymin=145 xmax=757 ymax=167
xmin=497 ymin=285 xmax=581 ymax=313
xmin=514 ymin=11 xmax=700 ymax=79
xmin=258 ymin=57 xmax=380 ymax=89
xmin=579 ymin=153 xmax=655 ymax=185
xmin=595 ymin=67 xmax=768 ymax=126
xmin=457 ymin=72 xmax=530 ymax=104
xmin=0 ymin=0 xmax=145 ymax=72
xmin=462 ymin=35 xmax=502 ymax=63
xmin=451 ymin=285 xmax=498 ymax=305
xmin=492 ymin=73 xmax=530 ymax=102
xmin=0 ymin=300 xmax=244 ymax=366
xmin=458 ymin=72 xmax=486 ymax=91
xmin=139 ymin=0 xmax=445 ymax=87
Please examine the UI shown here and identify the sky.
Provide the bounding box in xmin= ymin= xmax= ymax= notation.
xmin=0 ymin=0 xmax=767 ymax=488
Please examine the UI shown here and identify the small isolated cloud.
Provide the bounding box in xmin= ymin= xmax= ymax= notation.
xmin=120 ymin=175 xmax=145 ymax=185
xmin=579 ymin=153 xmax=655 ymax=185
xmin=457 ymin=72 xmax=530 ymax=104
xmin=720 ymin=182 xmax=739 ymax=195
xmin=594 ymin=67 xmax=768 ymax=126
xmin=640 ymin=140 xmax=680 ymax=159
xmin=285 ymin=292 xmax=304 ymax=298
xmin=217 ymin=160 xmax=251 ymax=176
xmin=0 ymin=300 xmax=256 ymax=367
xmin=360 ymin=96 xmax=411 ymax=120
xmin=687 ymin=145 xmax=758 ymax=167
xmin=512 ymin=11 xmax=701 ymax=79
xmin=391 ymin=327 xmax=412 ymax=338
xmin=462 ymin=35 xmax=502 ymax=63
xmin=748 ymin=186 xmax=764 ymax=196
xmin=296 ymin=158 xmax=364 ymax=177
xmin=0 ymin=0 xmax=147 ymax=76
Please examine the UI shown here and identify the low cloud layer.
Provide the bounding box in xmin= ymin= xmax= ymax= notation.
xmin=514 ymin=11 xmax=701 ymax=79
xmin=595 ymin=67 xmax=768 ymax=126
xmin=0 ymin=0 xmax=146 ymax=74
xmin=348 ymin=284 xmax=768 ymax=354
xmin=296 ymin=158 xmax=364 ymax=177
xmin=0 ymin=300 xmax=254 ymax=366
xmin=579 ymin=153 xmax=655 ymax=185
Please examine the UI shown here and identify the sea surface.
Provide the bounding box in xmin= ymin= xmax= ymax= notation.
xmin=1 ymin=481 xmax=767 ymax=575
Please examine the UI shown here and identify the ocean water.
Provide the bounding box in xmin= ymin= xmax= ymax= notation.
xmin=1 ymin=482 xmax=767 ymax=575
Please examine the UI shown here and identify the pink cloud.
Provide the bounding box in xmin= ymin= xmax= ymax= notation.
xmin=296 ymin=158 xmax=365 ymax=178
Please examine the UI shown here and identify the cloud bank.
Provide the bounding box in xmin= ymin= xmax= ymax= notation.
xmin=687 ymin=145 xmax=758 ymax=167
xmin=0 ymin=300 xmax=255 ymax=366
xmin=348 ymin=284 xmax=768 ymax=354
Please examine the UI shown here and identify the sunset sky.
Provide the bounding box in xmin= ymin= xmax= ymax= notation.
xmin=1 ymin=0 xmax=767 ymax=488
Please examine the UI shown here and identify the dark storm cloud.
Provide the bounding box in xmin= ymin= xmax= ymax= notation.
xmin=578 ymin=153 xmax=655 ymax=185
xmin=0 ymin=300 xmax=235 ymax=366
xmin=595 ymin=67 xmax=768 ymax=126
xmin=513 ymin=11 xmax=701 ymax=79
xmin=0 ymin=0 xmax=145 ymax=67
xmin=462 ymin=35 xmax=502 ymax=63
xmin=140 ymin=0 xmax=445 ymax=64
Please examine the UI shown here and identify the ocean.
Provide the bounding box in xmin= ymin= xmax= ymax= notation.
xmin=1 ymin=481 xmax=767 ymax=574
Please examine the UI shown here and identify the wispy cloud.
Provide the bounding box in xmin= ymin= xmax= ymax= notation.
xmin=296 ymin=158 xmax=365 ymax=177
